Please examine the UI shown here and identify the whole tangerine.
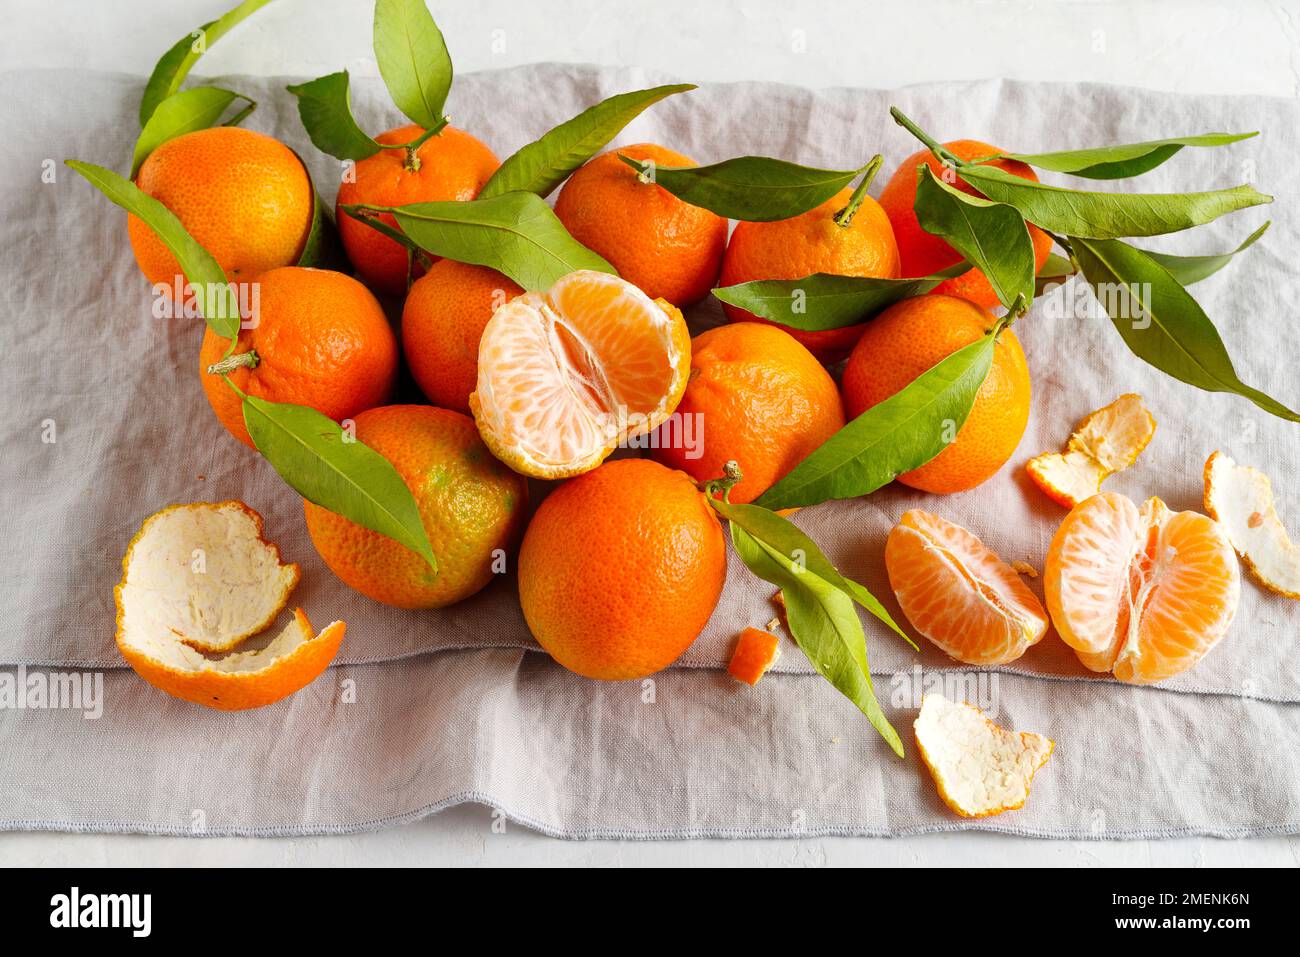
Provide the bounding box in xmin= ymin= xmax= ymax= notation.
xmin=337 ymin=124 xmax=499 ymax=297
xmin=518 ymin=458 xmax=726 ymax=680
xmin=653 ymin=322 xmax=844 ymax=504
xmin=304 ymin=405 xmax=528 ymax=610
xmin=878 ymin=140 xmax=1053 ymax=310
xmin=841 ymin=294 xmax=1031 ymax=494
xmin=199 ymin=267 xmax=398 ymax=448
xmin=128 ymin=126 xmax=314 ymax=288
xmin=718 ymin=186 xmax=901 ymax=361
xmin=554 ymin=143 xmax=728 ymax=307
xmin=402 ymin=259 xmax=522 ymax=414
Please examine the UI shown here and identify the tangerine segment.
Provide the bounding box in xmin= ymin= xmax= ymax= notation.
xmin=914 ymin=695 xmax=1054 ymax=819
xmin=1044 ymin=492 xmax=1240 ymax=685
xmin=885 ymin=510 xmax=1048 ymax=665
xmin=1204 ymin=451 xmax=1300 ymax=600
xmin=727 ymin=627 xmax=782 ymax=685
xmin=1026 ymin=393 xmax=1156 ymax=508
xmin=471 ymin=270 xmax=690 ymax=478
xmin=114 ymin=502 xmax=344 ymax=711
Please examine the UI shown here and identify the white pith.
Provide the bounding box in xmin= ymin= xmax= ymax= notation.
xmin=914 ymin=695 xmax=1053 ymax=817
xmin=1205 ymin=450 xmax=1300 ymax=598
xmin=117 ymin=503 xmax=336 ymax=675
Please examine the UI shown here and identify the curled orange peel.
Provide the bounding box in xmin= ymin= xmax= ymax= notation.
xmin=1027 ymin=393 xmax=1155 ymax=508
xmin=1204 ymin=451 xmax=1300 ymax=600
xmin=114 ymin=501 xmax=344 ymax=711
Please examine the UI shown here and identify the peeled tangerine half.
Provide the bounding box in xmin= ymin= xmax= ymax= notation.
xmin=885 ymin=510 xmax=1049 ymax=665
xmin=1027 ymin=393 xmax=1156 ymax=508
xmin=471 ymin=270 xmax=691 ymax=479
xmin=1044 ymin=492 xmax=1239 ymax=685
xmin=1205 ymin=451 xmax=1300 ymax=600
xmin=115 ymin=501 xmax=344 ymax=711
xmin=914 ymin=695 xmax=1054 ymax=818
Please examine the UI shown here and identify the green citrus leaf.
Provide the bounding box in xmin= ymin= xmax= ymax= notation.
xmin=712 ymin=262 xmax=969 ymax=331
xmin=728 ymin=521 xmax=902 ymax=756
xmin=287 ymin=71 xmax=382 ymax=162
xmin=342 ymin=192 xmax=615 ymax=290
xmin=1003 ymin=132 xmax=1258 ymax=180
xmin=958 ymin=165 xmax=1271 ymax=239
xmin=618 ymin=154 xmax=863 ymax=221
xmin=131 ymin=87 xmax=254 ymax=177
xmin=914 ymin=165 xmax=1035 ymax=310
xmin=242 ymin=396 xmax=436 ymax=572
xmin=756 ymin=334 xmax=996 ymax=509
xmin=373 ymin=0 xmax=452 ymax=129
xmin=139 ymin=0 xmax=273 ymax=126
xmin=713 ymin=499 xmax=915 ymax=651
xmin=1140 ymin=220 xmax=1270 ymax=285
xmin=1073 ymin=236 xmax=1300 ymax=422
xmin=65 ymin=160 xmax=240 ymax=340
xmin=481 ymin=84 xmax=695 ymax=199
xmin=1035 ymin=251 xmax=1077 ymax=295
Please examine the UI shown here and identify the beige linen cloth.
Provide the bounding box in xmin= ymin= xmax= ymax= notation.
xmin=1 ymin=64 xmax=1297 ymax=837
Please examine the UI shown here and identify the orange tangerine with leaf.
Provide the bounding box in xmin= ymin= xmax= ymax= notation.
xmin=653 ymin=322 xmax=844 ymax=504
xmin=878 ymin=139 xmax=1053 ymax=310
xmin=199 ymin=267 xmax=399 ymax=448
xmin=842 ymin=295 xmax=1031 ymax=494
xmin=337 ymin=124 xmax=500 ymax=296
xmin=129 ymin=126 xmax=315 ymax=289
xmin=719 ymin=186 xmax=901 ymax=361
xmin=304 ymin=405 xmax=528 ymax=610
xmin=554 ymin=143 xmax=728 ymax=307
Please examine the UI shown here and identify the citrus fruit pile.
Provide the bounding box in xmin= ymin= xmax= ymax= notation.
xmin=72 ymin=0 xmax=1294 ymax=819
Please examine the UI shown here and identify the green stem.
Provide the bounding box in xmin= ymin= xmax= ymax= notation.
xmin=1045 ymin=229 xmax=1081 ymax=272
xmin=833 ymin=154 xmax=884 ymax=228
xmin=376 ymin=115 xmax=451 ymax=171
xmin=997 ymin=294 xmax=1029 ymax=332
xmin=700 ymin=460 xmax=744 ymax=505
xmin=206 ymin=349 xmax=259 ymax=376
xmin=889 ymin=107 xmax=963 ymax=169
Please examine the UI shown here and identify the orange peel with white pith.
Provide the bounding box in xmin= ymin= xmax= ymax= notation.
xmin=114 ymin=501 xmax=345 ymax=711
xmin=1204 ymin=451 xmax=1300 ymax=600
xmin=1027 ymin=393 xmax=1155 ymax=508
xmin=914 ymin=695 xmax=1054 ymax=818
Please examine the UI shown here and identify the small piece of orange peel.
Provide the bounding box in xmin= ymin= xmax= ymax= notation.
xmin=914 ymin=695 xmax=1054 ymax=818
xmin=1027 ymin=393 xmax=1156 ymax=508
xmin=115 ymin=501 xmax=345 ymax=711
xmin=727 ymin=627 xmax=781 ymax=686
xmin=1204 ymin=451 xmax=1300 ymax=600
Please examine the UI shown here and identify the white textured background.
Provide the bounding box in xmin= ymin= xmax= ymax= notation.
xmin=4 ymin=0 xmax=1299 ymax=867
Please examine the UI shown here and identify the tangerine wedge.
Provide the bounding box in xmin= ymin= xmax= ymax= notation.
xmin=471 ymin=270 xmax=690 ymax=478
xmin=885 ymin=510 xmax=1049 ymax=665
xmin=1044 ymin=492 xmax=1239 ymax=684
